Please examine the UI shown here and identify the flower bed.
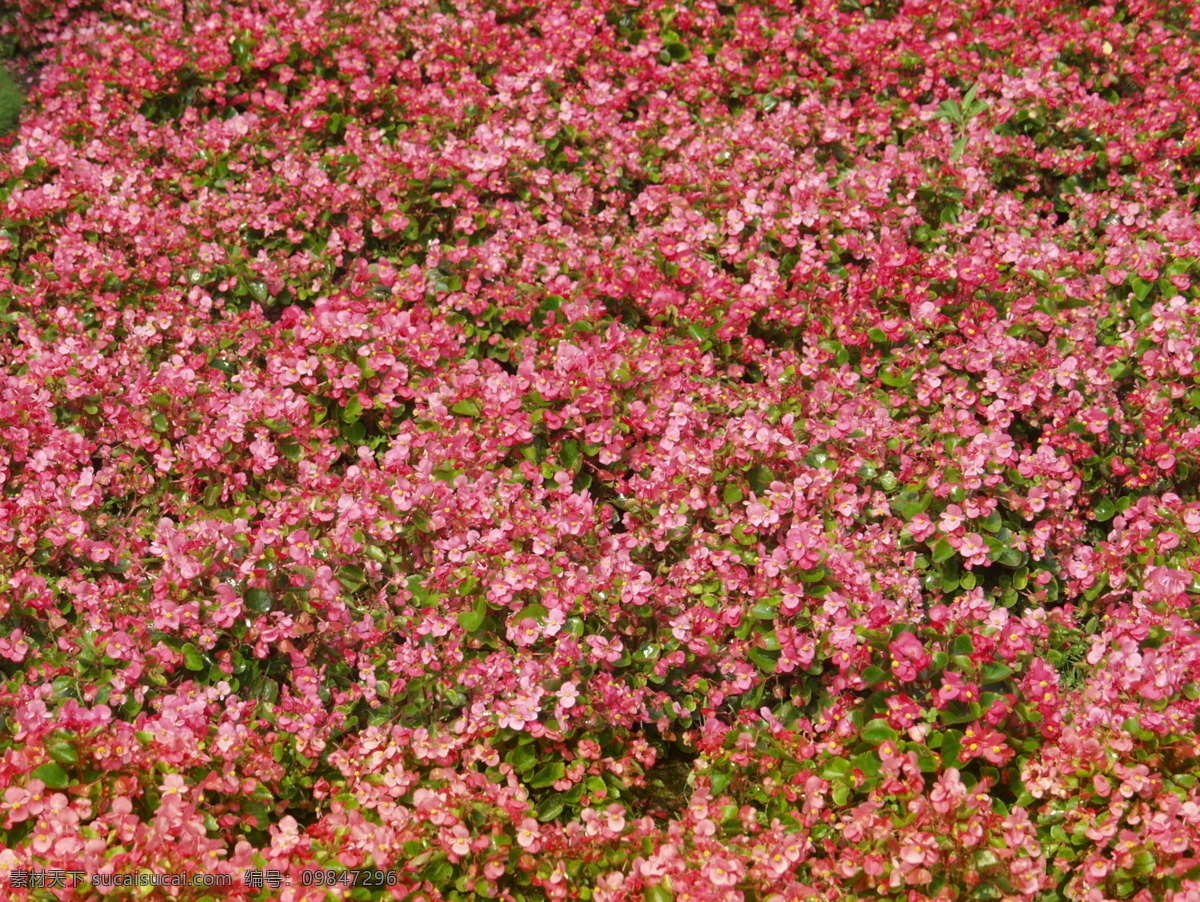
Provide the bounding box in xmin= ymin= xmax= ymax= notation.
xmin=2 ymin=0 xmax=1200 ymax=899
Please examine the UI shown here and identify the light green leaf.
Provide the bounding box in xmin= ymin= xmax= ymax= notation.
xmin=32 ymin=763 xmax=71 ymax=789
xmin=47 ymin=742 xmax=78 ymax=766
xmin=860 ymin=718 xmax=899 ymax=745
xmin=931 ymin=537 xmax=956 ymax=563
xmin=183 ymin=643 xmax=205 ymax=671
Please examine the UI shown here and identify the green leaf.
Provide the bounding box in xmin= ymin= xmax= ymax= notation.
xmin=894 ymin=493 xmax=931 ymax=518
xmin=245 ymin=589 xmax=273 ymax=613
xmin=879 ymin=366 xmax=912 ymax=388
xmin=528 ymin=762 xmax=565 ymax=788
xmin=820 ymin=757 xmax=850 ymax=779
xmin=940 ymin=731 xmax=963 ymax=766
xmin=733 ymin=523 xmax=756 ymax=546
xmin=560 ymin=440 xmax=581 ymax=472
xmin=940 ymin=701 xmax=982 ymax=725
xmin=1130 ymin=850 xmax=1155 ymax=876
xmin=32 ymin=763 xmax=71 ymax=789
xmin=981 ymin=663 xmax=1012 ymax=683
xmin=750 ymin=601 xmax=777 ymax=620
xmin=537 ymin=794 xmax=566 ymax=822
xmin=183 ymin=643 xmax=205 ymax=671
xmin=860 ymin=719 xmax=898 ymax=745
xmin=645 ymin=884 xmax=675 ymax=902
xmin=911 ymin=743 xmax=940 ymax=772
xmin=451 ymin=399 xmax=482 ymax=417
xmin=514 ymin=603 xmax=548 ymax=624
xmin=746 ymin=646 xmax=778 ymax=673
xmin=850 ymin=750 xmax=882 ymax=777
xmin=950 ymin=634 xmax=975 ymax=656
xmin=1093 ymin=497 xmax=1116 ymax=521
xmin=995 ymin=546 xmax=1025 ymax=567
xmin=862 ymin=666 xmax=887 ymax=686
xmin=931 ymin=537 xmax=956 ymax=563
xmin=47 ymin=740 xmax=78 ymax=765
xmin=457 ymin=599 xmax=487 ymax=632
xmin=723 ymin=484 xmax=744 ymax=506
xmin=747 ymin=464 xmax=776 ymax=493
xmin=506 ymin=745 xmax=537 ymax=773
xmin=799 ymin=566 xmax=827 ymax=583
xmin=341 ymin=396 xmax=363 ymax=424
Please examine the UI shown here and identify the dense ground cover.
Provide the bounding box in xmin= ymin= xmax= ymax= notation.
xmin=2 ymin=0 xmax=1200 ymax=898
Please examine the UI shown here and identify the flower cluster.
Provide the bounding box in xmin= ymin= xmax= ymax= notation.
xmin=1 ymin=0 xmax=1200 ymax=899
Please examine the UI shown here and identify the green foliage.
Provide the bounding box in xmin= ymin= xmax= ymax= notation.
xmin=0 ymin=67 xmax=22 ymax=137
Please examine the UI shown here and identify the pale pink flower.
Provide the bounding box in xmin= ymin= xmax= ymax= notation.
xmin=1145 ymin=565 xmax=1190 ymax=597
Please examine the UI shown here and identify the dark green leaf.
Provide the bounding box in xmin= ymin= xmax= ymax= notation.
xmin=528 ymin=762 xmax=565 ymax=788
xmin=862 ymin=666 xmax=887 ymax=686
xmin=536 ymin=795 xmax=566 ymax=822
xmin=245 ymin=589 xmax=273 ymax=613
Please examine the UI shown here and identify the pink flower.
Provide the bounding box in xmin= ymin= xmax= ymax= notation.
xmin=484 ymin=861 xmax=505 ymax=880
xmin=0 ymin=629 xmax=31 ymax=664
xmin=603 ymin=803 xmax=626 ymax=834
xmin=930 ymin=769 xmax=967 ymax=814
xmin=907 ymin=512 xmax=936 ymax=541
xmin=888 ymin=632 xmax=930 ymax=682
xmin=516 ymin=817 xmax=540 ymax=850
xmin=4 ymin=780 xmax=46 ymax=824
xmin=447 ymin=824 xmax=472 ymax=857
xmin=960 ymin=726 xmax=1013 ymax=766
xmin=934 ymin=671 xmax=979 ymax=706
xmin=87 ymin=541 xmax=116 ymax=562
xmin=938 ymin=504 xmax=966 ymax=533
xmin=160 ymin=773 xmax=187 ymax=798
xmin=1145 ymin=565 xmax=1190 ymax=597
xmin=557 ymin=681 xmax=580 ymax=709
xmin=704 ymin=856 xmax=742 ymax=887
xmin=900 ymin=843 xmax=927 ymax=865
xmin=210 ymin=583 xmax=243 ymax=628
xmin=958 ymin=532 xmax=989 ymax=568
